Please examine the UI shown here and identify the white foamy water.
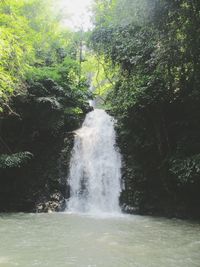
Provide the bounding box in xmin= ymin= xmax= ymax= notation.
xmin=66 ymin=109 xmax=122 ymax=215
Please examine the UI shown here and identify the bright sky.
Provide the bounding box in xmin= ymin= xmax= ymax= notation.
xmin=58 ymin=0 xmax=94 ymax=31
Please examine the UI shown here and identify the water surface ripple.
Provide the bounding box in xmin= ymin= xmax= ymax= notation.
xmin=0 ymin=213 xmax=199 ymax=267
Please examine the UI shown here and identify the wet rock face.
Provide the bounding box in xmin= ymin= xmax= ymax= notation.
xmin=36 ymin=192 xmax=66 ymax=213
xmin=116 ymin=124 xmax=200 ymax=220
xmin=0 ymin=120 xmax=72 ymax=213
xmin=0 ymin=79 xmax=87 ymax=213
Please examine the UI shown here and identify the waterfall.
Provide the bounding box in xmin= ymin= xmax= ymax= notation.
xmin=66 ymin=109 xmax=122 ymax=214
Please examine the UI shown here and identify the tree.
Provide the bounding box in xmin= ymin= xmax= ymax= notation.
xmin=90 ymin=0 xmax=200 ymax=217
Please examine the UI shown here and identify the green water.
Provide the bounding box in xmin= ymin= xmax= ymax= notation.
xmin=0 ymin=213 xmax=199 ymax=267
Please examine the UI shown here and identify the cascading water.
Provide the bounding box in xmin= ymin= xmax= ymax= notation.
xmin=66 ymin=109 xmax=122 ymax=214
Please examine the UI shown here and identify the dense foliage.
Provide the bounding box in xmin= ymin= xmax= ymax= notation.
xmin=0 ymin=0 xmax=89 ymax=112
xmin=1 ymin=0 xmax=200 ymax=217
xmin=91 ymin=0 xmax=200 ymax=217
xmin=0 ymin=0 xmax=91 ymax=212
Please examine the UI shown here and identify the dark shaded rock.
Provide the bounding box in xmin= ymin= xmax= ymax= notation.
xmin=41 ymin=78 xmax=57 ymax=90
xmin=58 ymin=133 xmax=75 ymax=200
xmin=121 ymin=204 xmax=139 ymax=214
xmin=0 ymin=78 xmax=88 ymax=213
xmin=28 ymin=82 xmax=49 ymax=97
xmin=36 ymin=192 xmax=66 ymax=213
xmin=116 ymin=122 xmax=200 ymax=220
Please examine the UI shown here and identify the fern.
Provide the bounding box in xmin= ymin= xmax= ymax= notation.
xmin=0 ymin=152 xmax=34 ymax=169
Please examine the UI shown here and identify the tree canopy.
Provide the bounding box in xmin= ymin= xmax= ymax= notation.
xmin=0 ymin=0 xmax=200 ymax=217
xmin=90 ymin=0 xmax=200 ymax=216
xmin=0 ymin=0 xmax=89 ymax=113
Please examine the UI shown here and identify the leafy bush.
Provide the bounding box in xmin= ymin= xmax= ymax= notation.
xmin=91 ymin=0 xmax=200 ymax=216
xmin=0 ymin=152 xmax=34 ymax=169
xmin=169 ymin=154 xmax=200 ymax=186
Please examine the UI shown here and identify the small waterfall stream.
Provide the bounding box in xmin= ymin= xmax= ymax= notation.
xmin=67 ymin=109 xmax=122 ymax=214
